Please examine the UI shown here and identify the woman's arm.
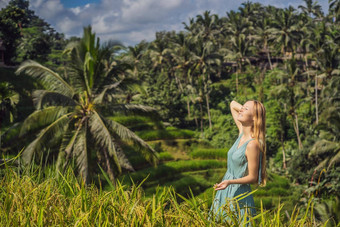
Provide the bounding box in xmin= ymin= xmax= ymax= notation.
xmin=230 ymin=100 xmax=243 ymax=136
xmin=213 ymin=140 xmax=260 ymax=190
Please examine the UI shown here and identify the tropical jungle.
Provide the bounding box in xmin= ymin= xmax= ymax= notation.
xmin=0 ymin=0 xmax=339 ymax=226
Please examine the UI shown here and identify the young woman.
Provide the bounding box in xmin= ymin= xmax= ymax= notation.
xmin=209 ymin=99 xmax=267 ymax=222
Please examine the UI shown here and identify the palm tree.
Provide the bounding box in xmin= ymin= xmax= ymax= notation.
xmin=190 ymin=35 xmax=221 ymax=130
xmin=270 ymin=59 xmax=306 ymax=150
xmin=123 ymin=41 xmax=149 ymax=78
xmin=253 ymin=14 xmax=274 ymax=69
xmin=308 ymin=75 xmax=340 ymax=170
xmin=223 ymin=10 xmax=254 ymax=95
xmin=308 ymin=75 xmax=340 ymax=177
xmin=121 ymin=41 xmax=150 ymax=103
xmin=195 ymin=11 xmax=220 ymax=43
xmin=307 ymin=21 xmax=340 ymax=124
xmin=16 ymin=26 xmax=159 ymax=185
xmin=169 ymin=32 xmax=194 ymax=119
xmin=298 ymin=0 xmax=323 ymax=18
xmin=271 ymin=6 xmax=303 ymax=59
xmin=329 ymin=0 xmax=340 ymax=22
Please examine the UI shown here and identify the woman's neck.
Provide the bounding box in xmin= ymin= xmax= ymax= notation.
xmin=242 ymin=125 xmax=254 ymax=139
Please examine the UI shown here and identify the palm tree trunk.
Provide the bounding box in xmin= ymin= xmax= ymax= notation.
xmin=304 ymin=56 xmax=310 ymax=97
xmin=281 ymin=132 xmax=287 ymax=169
xmin=236 ymin=71 xmax=239 ymax=95
xmin=205 ymin=93 xmax=212 ymax=129
xmin=267 ymin=50 xmax=273 ymax=70
xmin=304 ymin=56 xmax=314 ymax=122
xmin=199 ymin=102 xmax=203 ymax=136
xmin=175 ymin=73 xmax=191 ymax=119
xmin=259 ymin=65 xmax=267 ymax=102
xmin=193 ymin=108 xmax=198 ymax=128
xmin=236 ymin=62 xmax=242 ymax=95
xmin=315 ymin=74 xmax=319 ymax=125
xmin=186 ymin=99 xmax=191 ymax=119
xmin=292 ymin=113 xmax=303 ymax=150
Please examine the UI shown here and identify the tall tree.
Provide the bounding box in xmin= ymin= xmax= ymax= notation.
xmin=271 ymin=7 xmax=303 ymax=58
xmin=298 ymin=0 xmax=324 ymax=18
xmin=16 ymin=26 xmax=159 ymax=185
xmin=224 ymin=10 xmax=254 ymax=95
xmin=270 ymin=59 xmax=305 ymax=150
xmin=0 ymin=2 xmax=27 ymax=64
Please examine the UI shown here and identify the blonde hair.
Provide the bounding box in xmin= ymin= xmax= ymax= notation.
xmin=251 ymin=99 xmax=267 ymax=186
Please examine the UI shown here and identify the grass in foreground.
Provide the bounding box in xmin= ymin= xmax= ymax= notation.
xmin=0 ymin=161 xmax=332 ymax=227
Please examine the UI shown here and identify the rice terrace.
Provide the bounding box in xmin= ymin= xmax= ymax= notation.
xmin=0 ymin=0 xmax=339 ymax=226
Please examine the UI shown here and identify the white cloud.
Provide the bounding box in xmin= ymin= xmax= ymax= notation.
xmin=126 ymin=28 xmax=156 ymax=43
xmin=0 ymin=0 xmax=331 ymax=46
xmin=30 ymin=0 xmax=44 ymax=8
xmin=121 ymin=0 xmax=184 ymax=23
xmin=70 ymin=4 xmax=91 ymax=15
xmin=35 ymin=0 xmax=64 ymax=19
xmin=0 ymin=0 xmax=10 ymax=9
xmin=57 ymin=16 xmax=82 ymax=33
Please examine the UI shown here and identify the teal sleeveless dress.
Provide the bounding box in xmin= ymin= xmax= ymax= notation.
xmin=209 ymin=131 xmax=262 ymax=222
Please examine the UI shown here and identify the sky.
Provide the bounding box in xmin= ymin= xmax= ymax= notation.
xmin=0 ymin=0 xmax=330 ymax=46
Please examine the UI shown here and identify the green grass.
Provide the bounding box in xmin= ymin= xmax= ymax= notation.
xmin=190 ymin=148 xmax=228 ymax=160
xmin=158 ymin=152 xmax=174 ymax=161
xmin=144 ymin=175 xmax=212 ymax=197
xmin=0 ymin=163 xmax=327 ymax=226
xmin=107 ymin=115 xmax=162 ymax=131
xmin=136 ymin=128 xmax=196 ymax=141
xmin=119 ymin=160 xmax=226 ymax=184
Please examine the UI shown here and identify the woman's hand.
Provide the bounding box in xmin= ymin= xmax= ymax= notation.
xmin=213 ymin=180 xmax=231 ymax=191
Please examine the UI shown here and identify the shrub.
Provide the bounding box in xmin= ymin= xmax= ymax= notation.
xmin=190 ymin=148 xmax=228 ymax=160
xmin=158 ymin=152 xmax=174 ymax=161
xmin=136 ymin=128 xmax=196 ymax=141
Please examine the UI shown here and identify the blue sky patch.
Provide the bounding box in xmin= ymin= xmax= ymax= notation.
xmin=60 ymin=0 xmax=98 ymax=8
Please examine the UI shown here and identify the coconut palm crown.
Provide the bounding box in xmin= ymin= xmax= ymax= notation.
xmin=16 ymin=26 xmax=159 ymax=184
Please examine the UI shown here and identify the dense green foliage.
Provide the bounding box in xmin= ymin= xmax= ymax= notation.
xmin=0 ymin=0 xmax=340 ymax=225
xmin=0 ymin=0 xmax=67 ymax=65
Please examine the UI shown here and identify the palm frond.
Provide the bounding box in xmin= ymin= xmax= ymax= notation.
xmin=20 ymin=106 xmax=70 ymax=137
xmin=63 ymin=41 xmax=79 ymax=55
xmin=32 ymin=90 xmax=76 ymax=109
xmin=93 ymin=81 xmax=121 ymax=105
xmin=73 ymin=124 xmax=89 ymax=183
xmin=57 ymin=120 xmax=84 ymax=172
xmin=93 ymin=78 xmax=146 ymax=104
xmin=328 ymin=146 xmax=340 ymax=170
xmin=315 ymin=158 xmax=329 ymax=171
xmin=112 ymin=77 xmax=146 ymax=95
xmin=56 ymin=124 xmax=71 ymax=172
xmin=16 ymin=60 xmax=74 ymax=96
xmin=88 ymin=111 xmax=121 ymax=173
xmin=21 ymin=113 xmax=71 ymax=165
xmin=309 ymin=139 xmax=338 ymax=156
xmin=114 ymin=142 xmax=135 ymax=172
xmin=103 ymin=117 xmax=158 ymax=166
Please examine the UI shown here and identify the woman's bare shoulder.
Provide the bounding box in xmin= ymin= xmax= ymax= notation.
xmin=245 ymin=140 xmax=261 ymax=156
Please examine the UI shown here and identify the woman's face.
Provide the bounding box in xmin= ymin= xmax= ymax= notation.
xmin=237 ymin=101 xmax=255 ymax=125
